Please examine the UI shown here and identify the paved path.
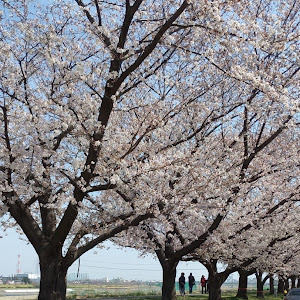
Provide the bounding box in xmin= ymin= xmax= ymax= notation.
xmin=0 ymin=297 xmax=37 ymax=300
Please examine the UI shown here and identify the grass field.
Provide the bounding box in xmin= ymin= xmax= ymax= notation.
xmin=66 ymin=289 xmax=284 ymax=299
xmin=0 ymin=284 xmax=285 ymax=300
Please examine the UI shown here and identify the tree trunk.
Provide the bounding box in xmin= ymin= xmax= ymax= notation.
xmin=291 ymin=276 xmax=296 ymax=289
xmin=38 ymin=253 xmax=68 ymax=300
xmin=278 ymin=278 xmax=284 ymax=293
xmin=269 ymin=275 xmax=274 ymax=295
xmin=284 ymin=278 xmax=289 ymax=291
xmin=256 ymin=271 xmax=264 ymax=298
xmin=199 ymin=259 xmax=232 ymax=300
xmin=236 ymin=269 xmax=249 ymax=299
xmin=161 ymin=261 xmax=178 ymax=300
xmin=297 ymin=278 xmax=300 ymax=288
xmin=207 ymin=273 xmax=228 ymax=300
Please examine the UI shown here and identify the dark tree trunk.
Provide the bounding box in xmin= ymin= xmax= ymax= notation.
xmin=284 ymin=278 xmax=290 ymax=291
xmin=236 ymin=269 xmax=249 ymax=299
xmin=297 ymin=278 xmax=300 ymax=288
xmin=208 ymin=274 xmax=228 ymax=300
xmin=161 ymin=260 xmax=178 ymax=300
xmin=38 ymin=254 xmax=68 ymax=300
xmin=291 ymin=276 xmax=296 ymax=289
xmin=269 ymin=275 xmax=274 ymax=295
xmin=201 ymin=259 xmax=230 ymax=300
xmin=278 ymin=278 xmax=284 ymax=293
xmin=256 ymin=271 xmax=264 ymax=298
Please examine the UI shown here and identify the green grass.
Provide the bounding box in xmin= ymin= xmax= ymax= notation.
xmin=1 ymin=284 xmax=283 ymax=300
xmin=67 ymin=290 xmax=285 ymax=300
xmin=176 ymin=290 xmax=284 ymax=300
xmin=0 ymin=284 xmax=36 ymax=288
xmin=67 ymin=290 xmax=162 ymax=299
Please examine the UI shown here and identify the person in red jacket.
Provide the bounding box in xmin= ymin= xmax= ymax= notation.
xmin=201 ymin=275 xmax=207 ymax=294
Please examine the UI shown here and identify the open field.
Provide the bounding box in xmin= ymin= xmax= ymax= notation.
xmin=72 ymin=291 xmax=285 ymax=300
xmin=0 ymin=284 xmax=285 ymax=300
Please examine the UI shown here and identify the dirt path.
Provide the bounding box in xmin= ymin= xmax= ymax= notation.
xmin=0 ymin=297 xmax=37 ymax=300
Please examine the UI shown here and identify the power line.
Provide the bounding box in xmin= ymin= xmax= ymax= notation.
xmin=81 ymin=259 xmax=205 ymax=268
xmin=80 ymin=264 xmax=160 ymax=272
xmin=81 ymin=259 xmax=159 ymax=266
xmin=79 ymin=263 xmax=206 ymax=272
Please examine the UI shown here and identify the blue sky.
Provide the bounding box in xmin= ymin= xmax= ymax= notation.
xmin=0 ymin=228 xmax=207 ymax=281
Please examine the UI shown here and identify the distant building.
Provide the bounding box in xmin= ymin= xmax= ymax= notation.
xmin=15 ymin=273 xmax=39 ymax=280
xmin=13 ymin=273 xmax=40 ymax=283
xmin=67 ymin=273 xmax=89 ymax=281
xmin=111 ymin=277 xmax=126 ymax=283
xmin=0 ymin=276 xmax=22 ymax=284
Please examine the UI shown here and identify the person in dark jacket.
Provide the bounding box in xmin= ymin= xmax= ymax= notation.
xmin=179 ymin=272 xmax=186 ymax=295
xmin=188 ymin=273 xmax=195 ymax=294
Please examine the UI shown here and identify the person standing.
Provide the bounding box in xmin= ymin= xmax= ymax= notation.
xmin=188 ymin=273 xmax=195 ymax=294
xmin=201 ymin=275 xmax=207 ymax=294
xmin=179 ymin=272 xmax=186 ymax=296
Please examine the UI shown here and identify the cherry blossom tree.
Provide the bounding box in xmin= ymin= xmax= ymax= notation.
xmin=113 ymin=0 xmax=299 ymax=298
xmin=253 ymin=231 xmax=300 ymax=298
xmin=114 ymin=126 xmax=299 ymax=300
xmin=0 ymin=1 xmax=299 ymax=300
xmin=181 ymin=185 xmax=300 ymax=300
xmin=112 ymin=23 xmax=300 ymax=294
xmin=0 ymin=0 xmax=216 ymax=299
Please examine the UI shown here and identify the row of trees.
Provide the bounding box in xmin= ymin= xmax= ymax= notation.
xmin=0 ymin=0 xmax=299 ymax=300
xmin=225 ymin=272 xmax=300 ymax=299
xmin=114 ymin=159 xmax=300 ymax=300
